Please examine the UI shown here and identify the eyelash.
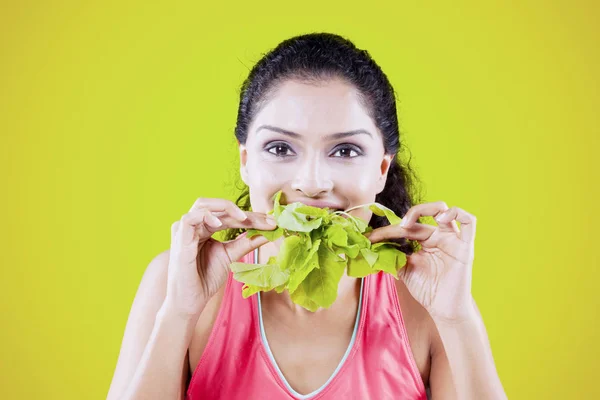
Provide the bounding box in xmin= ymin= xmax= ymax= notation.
xmin=264 ymin=142 xmax=363 ymax=159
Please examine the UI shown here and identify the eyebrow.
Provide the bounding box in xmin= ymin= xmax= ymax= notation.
xmin=256 ymin=125 xmax=373 ymax=140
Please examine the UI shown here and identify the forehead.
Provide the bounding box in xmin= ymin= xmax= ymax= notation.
xmin=249 ymin=78 xmax=377 ymax=138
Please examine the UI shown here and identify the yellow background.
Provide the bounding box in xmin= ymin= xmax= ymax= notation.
xmin=1 ymin=1 xmax=598 ymax=398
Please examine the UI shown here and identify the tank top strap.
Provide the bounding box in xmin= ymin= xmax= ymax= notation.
xmin=186 ymin=250 xmax=263 ymax=399
xmin=360 ymin=270 xmax=426 ymax=396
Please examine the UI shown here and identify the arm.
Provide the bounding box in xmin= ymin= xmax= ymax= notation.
xmin=119 ymin=304 xmax=198 ymax=399
xmin=428 ymin=298 xmax=507 ymax=400
xmin=106 ymin=250 xmax=197 ymax=400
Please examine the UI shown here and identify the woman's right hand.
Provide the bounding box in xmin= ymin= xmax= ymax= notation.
xmin=163 ymin=198 xmax=277 ymax=319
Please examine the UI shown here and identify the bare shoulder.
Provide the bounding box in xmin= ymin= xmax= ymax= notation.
xmin=107 ymin=248 xmax=231 ymax=399
xmin=146 ymin=250 xmax=230 ymax=391
xmin=147 ymin=249 xmax=230 ymax=380
xmin=142 ymin=249 xmax=171 ymax=298
xmin=107 ymin=249 xmax=180 ymax=400
xmin=140 ymin=249 xmax=229 ymax=380
xmin=393 ymin=277 xmax=437 ymax=386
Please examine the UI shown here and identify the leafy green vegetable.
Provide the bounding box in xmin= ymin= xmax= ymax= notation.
xmin=230 ymin=190 xmax=409 ymax=311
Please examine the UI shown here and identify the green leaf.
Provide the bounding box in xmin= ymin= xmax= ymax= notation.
xmin=329 ymin=214 xmax=348 ymax=225
xmin=289 ymin=283 xmax=320 ymax=312
xmin=359 ymin=247 xmax=379 ymax=267
xmin=368 ymin=203 xmax=402 ymax=225
xmin=334 ymin=243 xmax=360 ymax=259
xmin=347 ymin=252 xmax=373 ymax=277
xmin=246 ymin=226 xmax=284 ymax=241
xmin=372 ymin=241 xmax=402 ymax=249
xmin=241 ymin=280 xmax=287 ymax=297
xmin=396 ymin=250 xmax=408 ymax=271
xmin=233 ymin=190 xmax=411 ymax=311
xmin=350 ymin=215 xmax=369 ymax=233
xmin=278 ymin=203 xmax=324 ymax=232
xmin=242 ymin=284 xmax=267 ymax=298
xmin=294 ymin=245 xmax=346 ymax=309
xmin=324 ymin=224 xmax=348 ymax=248
xmin=294 ymin=205 xmax=330 ymax=219
xmin=344 ymin=202 xmax=402 ymax=226
xmin=287 ymin=239 xmax=321 ymax=294
xmin=276 ymin=235 xmax=309 ymax=271
xmin=231 ymin=261 xmax=289 ymax=288
xmin=372 ymin=244 xmax=400 ymax=276
xmin=346 ymin=227 xmax=371 ymax=249
xmin=370 ymin=244 xmax=408 ymax=279
xmin=271 ymin=191 xmax=285 ymax=219
xmin=274 ymin=283 xmax=287 ymax=293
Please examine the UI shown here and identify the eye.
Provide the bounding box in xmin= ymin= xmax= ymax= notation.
xmin=265 ymin=142 xmax=295 ymax=158
xmin=264 ymin=142 xmax=363 ymax=159
xmin=331 ymin=144 xmax=362 ymax=158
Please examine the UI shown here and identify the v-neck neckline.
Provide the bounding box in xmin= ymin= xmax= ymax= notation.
xmin=253 ymin=247 xmax=366 ymax=399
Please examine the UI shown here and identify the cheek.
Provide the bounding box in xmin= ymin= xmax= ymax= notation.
xmin=246 ymin=154 xmax=382 ymax=217
xmin=250 ymin=162 xmax=291 ymax=187
xmin=337 ymin=164 xmax=382 ymax=225
xmin=338 ymin=172 xmax=376 ymax=191
xmin=336 ymin=163 xmax=381 ymax=196
xmin=246 ymin=161 xmax=288 ymax=213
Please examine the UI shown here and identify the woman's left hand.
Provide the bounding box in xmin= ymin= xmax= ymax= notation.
xmin=365 ymin=202 xmax=477 ymax=323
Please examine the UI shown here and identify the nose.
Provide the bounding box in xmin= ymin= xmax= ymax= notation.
xmin=290 ymin=155 xmax=333 ymax=197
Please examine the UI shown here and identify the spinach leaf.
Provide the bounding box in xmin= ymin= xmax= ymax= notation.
xmin=231 ymin=190 xmax=409 ymax=311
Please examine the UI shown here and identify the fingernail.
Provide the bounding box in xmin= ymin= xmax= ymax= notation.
xmin=400 ymin=218 xmax=408 ymax=227
xmin=266 ymin=217 xmax=277 ymax=226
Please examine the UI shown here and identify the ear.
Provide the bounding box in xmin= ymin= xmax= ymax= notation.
xmin=239 ymin=143 xmax=249 ymax=185
xmin=376 ymin=154 xmax=394 ymax=194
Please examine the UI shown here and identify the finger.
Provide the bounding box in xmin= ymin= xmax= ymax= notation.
xmin=401 ymin=201 xmax=449 ymax=228
xmin=365 ymin=222 xmax=435 ymax=244
xmin=189 ymin=198 xmax=248 ymax=222
xmin=171 ymin=221 xmax=180 ymax=245
xmin=175 ymin=208 xmax=277 ymax=246
xmin=436 ymin=207 xmax=477 ymax=243
xmin=402 ymin=201 xmax=460 ymax=234
xmin=188 ymin=198 xmax=277 ymax=230
xmin=175 ymin=209 xmax=218 ymax=246
xmin=214 ymin=210 xmax=278 ymax=231
xmin=224 ymin=231 xmax=272 ymax=264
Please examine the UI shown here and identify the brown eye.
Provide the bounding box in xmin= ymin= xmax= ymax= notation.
xmin=266 ymin=143 xmax=294 ymax=157
xmin=331 ymin=145 xmax=361 ymax=158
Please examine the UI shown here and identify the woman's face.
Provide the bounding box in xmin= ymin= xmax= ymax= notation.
xmin=239 ymin=78 xmax=393 ymax=224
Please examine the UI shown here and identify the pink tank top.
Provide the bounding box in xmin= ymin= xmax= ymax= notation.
xmin=186 ymin=248 xmax=428 ymax=399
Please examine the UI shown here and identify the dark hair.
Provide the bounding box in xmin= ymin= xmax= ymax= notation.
xmin=223 ymin=32 xmax=424 ymax=255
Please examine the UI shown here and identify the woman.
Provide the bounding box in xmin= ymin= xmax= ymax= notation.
xmin=107 ymin=32 xmax=507 ymax=400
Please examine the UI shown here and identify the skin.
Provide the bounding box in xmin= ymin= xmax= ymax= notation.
xmin=187 ymin=77 xmax=455 ymax=395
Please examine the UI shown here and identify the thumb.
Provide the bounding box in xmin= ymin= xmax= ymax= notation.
xmin=224 ymin=231 xmax=270 ymax=263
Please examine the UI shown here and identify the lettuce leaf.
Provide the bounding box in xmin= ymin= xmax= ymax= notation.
xmin=229 ymin=190 xmax=410 ymax=311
